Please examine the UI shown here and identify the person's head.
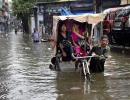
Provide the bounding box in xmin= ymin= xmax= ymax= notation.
xmin=72 ymin=24 xmax=79 ymax=32
xmin=33 ymin=28 xmax=37 ymax=33
xmin=100 ymin=35 xmax=109 ymax=47
xmin=61 ymin=24 xmax=67 ymax=32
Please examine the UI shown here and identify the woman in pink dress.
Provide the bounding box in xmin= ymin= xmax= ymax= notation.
xmin=71 ymin=24 xmax=87 ymax=56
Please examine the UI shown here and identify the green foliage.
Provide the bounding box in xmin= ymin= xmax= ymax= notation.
xmin=12 ymin=0 xmax=36 ymax=15
xmin=37 ymin=0 xmax=80 ymax=2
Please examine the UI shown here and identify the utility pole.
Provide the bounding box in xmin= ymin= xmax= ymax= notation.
xmin=100 ymin=0 xmax=103 ymax=36
xmin=33 ymin=6 xmax=38 ymax=30
xmin=93 ymin=0 xmax=96 ymax=13
xmin=93 ymin=0 xmax=103 ymax=43
xmin=94 ymin=0 xmax=102 ymax=13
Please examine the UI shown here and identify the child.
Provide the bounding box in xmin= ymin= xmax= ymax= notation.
xmin=32 ymin=28 xmax=40 ymax=42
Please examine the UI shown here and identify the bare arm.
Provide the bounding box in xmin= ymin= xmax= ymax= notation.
xmin=73 ymin=30 xmax=84 ymax=39
xmin=59 ymin=43 xmax=66 ymax=57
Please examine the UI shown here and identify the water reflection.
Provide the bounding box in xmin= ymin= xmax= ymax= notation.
xmin=0 ymin=33 xmax=58 ymax=100
xmin=56 ymin=71 xmax=113 ymax=100
xmin=55 ymin=51 xmax=130 ymax=100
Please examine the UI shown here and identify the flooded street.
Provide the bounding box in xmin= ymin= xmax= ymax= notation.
xmin=0 ymin=32 xmax=130 ymax=100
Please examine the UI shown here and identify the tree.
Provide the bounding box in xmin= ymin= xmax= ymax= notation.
xmin=12 ymin=0 xmax=36 ymax=34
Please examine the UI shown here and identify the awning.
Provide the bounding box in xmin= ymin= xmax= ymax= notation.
xmin=60 ymin=7 xmax=73 ymax=15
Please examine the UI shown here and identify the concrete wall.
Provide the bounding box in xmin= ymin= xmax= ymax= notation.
xmin=31 ymin=14 xmax=43 ymax=34
xmin=121 ymin=0 xmax=128 ymax=4
xmin=120 ymin=0 xmax=130 ymax=4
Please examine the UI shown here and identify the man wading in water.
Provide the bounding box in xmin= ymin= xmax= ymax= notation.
xmin=89 ymin=35 xmax=110 ymax=73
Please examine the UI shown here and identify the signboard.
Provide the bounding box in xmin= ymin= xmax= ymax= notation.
xmin=102 ymin=0 xmax=121 ymax=9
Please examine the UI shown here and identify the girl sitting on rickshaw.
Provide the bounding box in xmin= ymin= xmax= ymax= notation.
xmin=71 ymin=24 xmax=90 ymax=57
xmin=57 ymin=24 xmax=72 ymax=61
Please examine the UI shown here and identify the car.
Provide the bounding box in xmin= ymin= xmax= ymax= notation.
xmin=103 ymin=7 xmax=123 ymax=33
xmin=103 ymin=7 xmax=122 ymax=44
xmin=113 ymin=6 xmax=130 ymax=31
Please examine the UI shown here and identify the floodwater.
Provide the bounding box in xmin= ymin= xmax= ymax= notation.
xmin=0 ymin=32 xmax=130 ymax=100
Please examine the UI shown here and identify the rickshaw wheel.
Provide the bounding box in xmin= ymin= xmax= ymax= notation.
xmin=75 ymin=60 xmax=80 ymax=71
xmin=86 ymin=73 xmax=91 ymax=81
xmin=55 ymin=56 xmax=61 ymax=71
xmin=79 ymin=63 xmax=91 ymax=81
xmin=79 ymin=63 xmax=84 ymax=76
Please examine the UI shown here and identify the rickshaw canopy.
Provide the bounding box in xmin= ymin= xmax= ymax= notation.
xmin=53 ymin=13 xmax=106 ymax=24
xmin=52 ymin=13 xmax=106 ymax=41
xmin=103 ymin=7 xmax=123 ymax=14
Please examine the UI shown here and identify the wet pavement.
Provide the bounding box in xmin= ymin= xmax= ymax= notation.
xmin=0 ymin=32 xmax=130 ymax=100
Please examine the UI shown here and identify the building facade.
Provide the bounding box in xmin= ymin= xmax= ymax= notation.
xmin=35 ymin=0 xmax=94 ymax=34
xmin=33 ymin=0 xmax=121 ymax=34
xmin=0 ymin=0 xmax=10 ymax=33
xmin=121 ymin=0 xmax=130 ymax=4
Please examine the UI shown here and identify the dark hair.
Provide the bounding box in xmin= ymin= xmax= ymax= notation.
xmin=33 ymin=28 xmax=37 ymax=32
xmin=100 ymin=35 xmax=108 ymax=40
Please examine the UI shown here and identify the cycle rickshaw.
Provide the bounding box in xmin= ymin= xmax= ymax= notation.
xmin=49 ymin=13 xmax=106 ymax=80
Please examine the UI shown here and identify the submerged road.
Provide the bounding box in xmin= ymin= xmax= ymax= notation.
xmin=0 ymin=32 xmax=130 ymax=100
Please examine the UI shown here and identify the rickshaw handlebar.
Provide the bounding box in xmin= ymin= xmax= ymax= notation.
xmin=72 ymin=53 xmax=94 ymax=59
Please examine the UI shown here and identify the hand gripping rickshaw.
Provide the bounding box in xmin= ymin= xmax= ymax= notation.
xmin=49 ymin=13 xmax=106 ymax=81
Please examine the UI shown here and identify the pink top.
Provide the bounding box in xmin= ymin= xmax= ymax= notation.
xmin=71 ymin=32 xmax=79 ymax=43
xmin=71 ymin=31 xmax=84 ymax=43
xmin=71 ymin=31 xmax=88 ymax=56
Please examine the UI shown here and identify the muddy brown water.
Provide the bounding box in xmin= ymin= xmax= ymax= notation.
xmin=0 ymin=32 xmax=130 ymax=100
